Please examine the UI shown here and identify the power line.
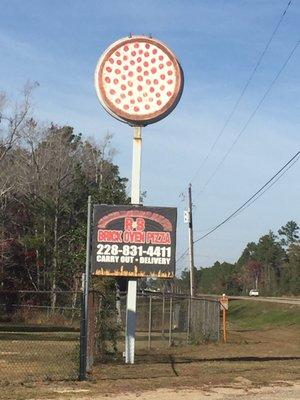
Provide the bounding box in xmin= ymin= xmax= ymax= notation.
xmin=194 ymin=38 xmax=300 ymax=199
xmin=232 ymin=154 xmax=300 ymax=220
xmin=176 ymin=248 xmax=189 ymax=264
xmin=177 ymin=1 xmax=295 ymax=266
xmin=176 ymin=151 xmax=300 ymax=264
xmin=194 ymin=151 xmax=300 ymax=243
xmin=189 ymin=0 xmax=293 ymax=185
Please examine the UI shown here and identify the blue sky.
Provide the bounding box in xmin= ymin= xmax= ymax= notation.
xmin=1 ymin=0 xmax=299 ymax=272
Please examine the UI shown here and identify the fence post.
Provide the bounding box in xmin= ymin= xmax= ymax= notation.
xmin=79 ymin=291 xmax=86 ymax=380
xmin=203 ymin=300 xmax=208 ymax=340
xmin=186 ymin=296 xmax=191 ymax=343
xmin=161 ymin=293 xmax=165 ymax=337
xmin=217 ymin=301 xmax=221 ymax=342
xmin=168 ymin=296 xmax=173 ymax=347
xmin=79 ymin=195 xmax=92 ymax=380
xmin=222 ymin=307 xmax=227 ymax=343
xmin=148 ymin=295 xmax=152 ymax=350
xmin=211 ymin=299 xmax=215 ymax=341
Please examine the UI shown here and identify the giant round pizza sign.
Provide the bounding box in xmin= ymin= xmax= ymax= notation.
xmin=95 ymin=36 xmax=184 ymax=126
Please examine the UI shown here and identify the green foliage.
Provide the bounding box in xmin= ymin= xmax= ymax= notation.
xmin=179 ymin=222 xmax=299 ymax=296
xmin=282 ymin=244 xmax=300 ymax=295
xmin=278 ymin=220 xmax=300 ymax=247
xmin=1 ymin=125 xmax=129 ymax=293
xmin=92 ymin=278 xmax=121 ymax=361
xmin=229 ymin=300 xmax=300 ymax=329
xmin=193 ymin=262 xmax=242 ymax=296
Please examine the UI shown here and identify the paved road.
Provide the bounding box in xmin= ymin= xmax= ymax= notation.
xmin=229 ymin=296 xmax=300 ymax=305
xmin=198 ymin=294 xmax=300 ymax=306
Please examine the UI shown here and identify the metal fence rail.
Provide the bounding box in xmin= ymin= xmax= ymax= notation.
xmin=0 ymin=290 xmax=82 ymax=382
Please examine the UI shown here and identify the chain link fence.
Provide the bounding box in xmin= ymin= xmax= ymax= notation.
xmin=0 ymin=290 xmax=221 ymax=381
xmin=0 ymin=290 xmax=82 ymax=382
xmin=88 ymin=292 xmax=221 ymax=367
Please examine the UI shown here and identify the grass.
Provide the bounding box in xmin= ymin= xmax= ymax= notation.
xmin=0 ymin=330 xmax=79 ymax=382
xmin=1 ymin=325 xmax=299 ymax=399
xmin=228 ymin=300 xmax=300 ymax=330
xmin=0 ymin=300 xmax=299 ymax=399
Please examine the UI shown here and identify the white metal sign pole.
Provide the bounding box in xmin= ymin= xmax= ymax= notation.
xmin=125 ymin=125 xmax=142 ymax=364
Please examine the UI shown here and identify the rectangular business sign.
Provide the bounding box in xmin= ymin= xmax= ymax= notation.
xmin=91 ymin=205 xmax=177 ymax=278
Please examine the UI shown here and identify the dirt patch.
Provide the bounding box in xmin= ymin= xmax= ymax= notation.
xmin=0 ymin=327 xmax=299 ymax=399
xmin=1 ymin=381 xmax=299 ymax=400
xmin=74 ymin=383 xmax=300 ymax=400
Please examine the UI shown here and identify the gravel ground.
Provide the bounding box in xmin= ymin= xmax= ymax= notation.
xmin=49 ymin=382 xmax=300 ymax=400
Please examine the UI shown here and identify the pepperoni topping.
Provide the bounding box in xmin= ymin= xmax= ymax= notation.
xmin=99 ymin=38 xmax=180 ymax=116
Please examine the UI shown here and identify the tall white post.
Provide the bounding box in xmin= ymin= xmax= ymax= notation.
xmin=131 ymin=126 xmax=142 ymax=205
xmin=125 ymin=126 xmax=142 ymax=364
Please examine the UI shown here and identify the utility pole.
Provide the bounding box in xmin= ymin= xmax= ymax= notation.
xmin=188 ymin=183 xmax=195 ymax=297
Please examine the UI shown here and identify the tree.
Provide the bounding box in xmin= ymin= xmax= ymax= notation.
xmin=253 ymin=231 xmax=285 ymax=294
xmin=278 ymin=220 xmax=300 ymax=247
xmin=244 ymin=260 xmax=262 ymax=291
xmin=0 ymin=82 xmax=38 ymax=198
xmin=284 ymin=244 xmax=300 ymax=294
xmin=178 ymin=223 xmax=298 ymax=296
xmin=0 ymin=119 xmax=129 ymax=301
xmin=236 ymin=242 xmax=257 ymax=267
